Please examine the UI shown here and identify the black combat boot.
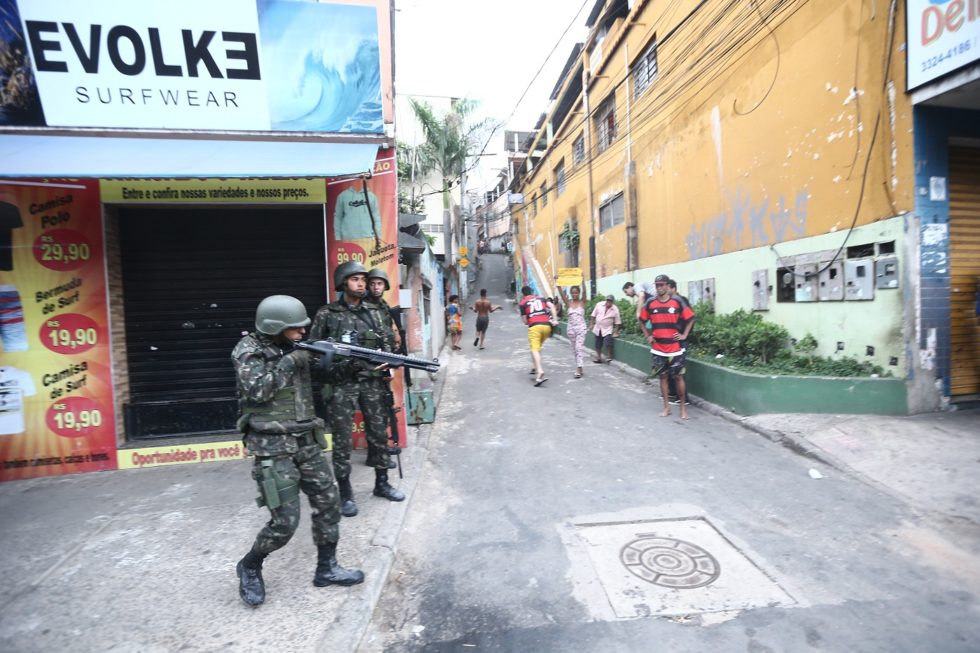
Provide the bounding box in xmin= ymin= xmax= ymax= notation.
xmin=373 ymin=468 xmax=405 ymax=501
xmin=337 ymin=476 xmax=358 ymax=517
xmin=236 ymin=549 xmax=267 ymax=607
xmin=313 ymin=542 xmax=365 ymax=587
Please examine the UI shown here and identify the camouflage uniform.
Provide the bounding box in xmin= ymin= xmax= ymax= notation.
xmin=363 ymin=295 xmax=402 ymax=466
xmin=309 ymin=298 xmax=393 ymax=477
xmin=233 ymin=331 xmax=340 ymax=553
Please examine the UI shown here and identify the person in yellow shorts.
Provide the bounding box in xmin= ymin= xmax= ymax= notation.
xmin=518 ymin=285 xmax=559 ymax=386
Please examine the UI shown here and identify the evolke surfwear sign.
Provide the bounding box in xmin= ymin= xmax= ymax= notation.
xmin=2 ymin=0 xmax=384 ymax=133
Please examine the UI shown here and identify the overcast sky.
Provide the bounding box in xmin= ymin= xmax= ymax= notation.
xmin=393 ymin=0 xmax=592 ymax=194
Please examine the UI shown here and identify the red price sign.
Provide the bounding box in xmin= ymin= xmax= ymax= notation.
xmin=334 ymin=243 xmax=366 ymax=266
xmin=46 ymin=397 xmax=105 ymax=438
xmin=33 ymin=229 xmax=93 ymax=271
xmin=40 ymin=314 xmax=100 ymax=354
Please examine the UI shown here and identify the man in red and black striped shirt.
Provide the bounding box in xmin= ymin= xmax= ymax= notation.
xmin=639 ymin=274 xmax=695 ymax=419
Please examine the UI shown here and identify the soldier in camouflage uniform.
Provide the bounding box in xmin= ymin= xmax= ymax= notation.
xmin=233 ymin=295 xmax=363 ymax=607
xmin=365 ymin=267 xmax=402 ymax=470
xmin=309 ymin=262 xmax=405 ymax=518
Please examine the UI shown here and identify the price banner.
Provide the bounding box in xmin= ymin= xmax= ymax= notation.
xmin=324 ymin=149 xmax=407 ymax=449
xmin=0 ymin=179 xmax=117 ymax=481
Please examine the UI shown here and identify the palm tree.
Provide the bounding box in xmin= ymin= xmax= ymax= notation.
xmin=408 ymin=98 xmax=484 ymax=210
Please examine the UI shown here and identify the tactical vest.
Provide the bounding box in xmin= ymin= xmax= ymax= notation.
xmin=246 ymin=354 xmax=317 ymax=433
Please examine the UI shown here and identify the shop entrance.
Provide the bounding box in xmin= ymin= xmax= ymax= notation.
xmin=948 ymin=145 xmax=980 ymax=401
xmin=116 ymin=207 xmax=327 ymax=439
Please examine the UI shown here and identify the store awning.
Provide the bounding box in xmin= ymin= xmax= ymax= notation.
xmin=0 ymin=134 xmax=380 ymax=178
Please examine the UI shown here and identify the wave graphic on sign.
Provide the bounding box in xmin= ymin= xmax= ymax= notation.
xmin=260 ymin=1 xmax=383 ymax=134
xmin=275 ymin=41 xmax=382 ymax=133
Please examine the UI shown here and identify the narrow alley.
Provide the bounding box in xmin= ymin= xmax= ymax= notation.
xmin=360 ymin=253 xmax=980 ymax=652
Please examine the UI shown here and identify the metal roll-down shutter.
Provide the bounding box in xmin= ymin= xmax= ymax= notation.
xmin=119 ymin=207 xmax=327 ymax=439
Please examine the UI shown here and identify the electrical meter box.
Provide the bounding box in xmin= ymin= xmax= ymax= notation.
xmin=794 ymin=264 xmax=818 ymax=302
xmin=844 ymin=259 xmax=875 ymax=300
xmin=875 ymin=256 xmax=899 ymax=289
xmin=701 ymin=278 xmax=716 ymax=306
xmin=406 ymin=389 xmax=436 ymax=424
xmin=752 ymin=269 xmax=769 ymax=310
xmin=818 ymin=261 xmax=844 ymax=301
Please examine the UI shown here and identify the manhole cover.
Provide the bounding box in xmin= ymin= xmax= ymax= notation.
xmin=621 ymin=536 xmax=720 ymax=588
xmin=569 ymin=516 xmax=795 ymax=618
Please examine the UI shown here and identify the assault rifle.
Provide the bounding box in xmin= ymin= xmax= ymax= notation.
xmin=295 ymin=340 xmax=441 ymax=373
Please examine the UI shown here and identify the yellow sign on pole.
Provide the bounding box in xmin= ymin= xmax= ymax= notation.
xmin=458 ymin=246 xmax=468 ymax=256
xmin=556 ymin=267 xmax=583 ymax=287
xmin=459 ymin=258 xmax=469 ymax=268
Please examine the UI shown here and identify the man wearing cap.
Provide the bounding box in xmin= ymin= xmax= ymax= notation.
xmin=232 ymin=295 xmax=364 ymax=607
xmin=639 ymin=274 xmax=696 ymax=419
xmin=589 ymin=294 xmax=622 ymax=364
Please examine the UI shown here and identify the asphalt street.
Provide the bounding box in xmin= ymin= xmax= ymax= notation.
xmin=359 ymin=253 xmax=980 ymax=652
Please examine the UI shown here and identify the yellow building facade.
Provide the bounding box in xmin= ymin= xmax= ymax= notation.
xmin=512 ymin=0 xmax=980 ymax=412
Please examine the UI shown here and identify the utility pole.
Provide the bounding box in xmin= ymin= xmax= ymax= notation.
xmin=581 ymin=65 xmax=598 ymax=299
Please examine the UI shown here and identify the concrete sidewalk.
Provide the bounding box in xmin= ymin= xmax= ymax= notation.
xmin=0 ymin=373 xmax=444 ymax=653
xmin=737 ymin=409 xmax=980 ymax=536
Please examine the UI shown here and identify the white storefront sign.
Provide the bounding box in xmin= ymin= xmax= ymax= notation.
xmin=907 ymin=0 xmax=980 ymax=90
xmin=4 ymin=0 xmax=383 ymax=134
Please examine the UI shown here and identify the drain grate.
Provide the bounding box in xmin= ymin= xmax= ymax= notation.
xmin=573 ymin=517 xmax=795 ymax=618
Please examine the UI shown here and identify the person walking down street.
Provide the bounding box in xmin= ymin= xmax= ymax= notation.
xmin=446 ymin=295 xmax=463 ymax=350
xmin=232 ymin=295 xmax=364 ymax=608
xmin=639 ymin=274 xmax=696 ymax=419
xmin=557 ymin=283 xmax=588 ymax=378
xmin=590 ymin=294 xmax=622 ymax=364
xmin=469 ymin=288 xmax=502 ymax=349
xmin=309 ymin=262 xmax=405 ymax=519
xmin=519 ymin=285 xmax=558 ymax=387
xmin=365 ymin=267 xmax=403 ymax=471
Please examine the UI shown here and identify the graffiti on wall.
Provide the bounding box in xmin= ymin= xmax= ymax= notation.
xmin=685 ymin=188 xmax=810 ymax=259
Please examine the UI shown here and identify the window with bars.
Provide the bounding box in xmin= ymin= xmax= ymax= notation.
xmin=573 ymin=134 xmax=585 ymax=165
xmin=599 ymin=193 xmax=625 ymax=232
xmin=633 ymin=38 xmax=659 ymax=99
xmin=540 ymin=184 xmax=548 ymax=208
xmin=555 ymin=160 xmax=566 ymax=197
xmin=594 ymin=95 xmax=617 ymax=153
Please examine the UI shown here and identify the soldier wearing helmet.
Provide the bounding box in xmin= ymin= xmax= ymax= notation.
xmin=232 ymin=295 xmax=363 ymax=607
xmin=364 ymin=267 xmax=403 ymax=471
xmin=309 ymin=262 xmax=406 ymax=518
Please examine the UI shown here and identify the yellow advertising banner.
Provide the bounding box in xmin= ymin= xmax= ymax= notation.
xmin=99 ymin=178 xmax=327 ymax=204
xmin=0 ymin=179 xmax=117 ymax=480
xmin=115 ymin=434 xmax=333 ymax=470
xmin=117 ymin=440 xmax=247 ymax=470
xmin=556 ymin=267 xmax=584 ymax=287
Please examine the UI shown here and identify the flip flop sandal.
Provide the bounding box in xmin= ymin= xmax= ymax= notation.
xmin=573 ymin=372 xmax=582 ymax=379
xmin=534 ymin=376 xmax=548 ymax=387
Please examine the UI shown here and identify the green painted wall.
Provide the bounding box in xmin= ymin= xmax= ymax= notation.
xmin=599 ymin=215 xmax=908 ymax=377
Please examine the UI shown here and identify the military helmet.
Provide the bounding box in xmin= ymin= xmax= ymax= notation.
xmin=255 ymin=295 xmax=310 ymax=335
xmin=333 ymin=261 xmax=368 ymax=291
xmin=367 ymin=267 xmax=390 ymax=291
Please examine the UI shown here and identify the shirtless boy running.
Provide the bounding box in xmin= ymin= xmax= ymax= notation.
xmin=469 ymin=288 xmax=502 ymax=349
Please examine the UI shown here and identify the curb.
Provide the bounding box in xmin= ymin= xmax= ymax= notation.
xmin=319 ymin=353 xmax=450 ymax=652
